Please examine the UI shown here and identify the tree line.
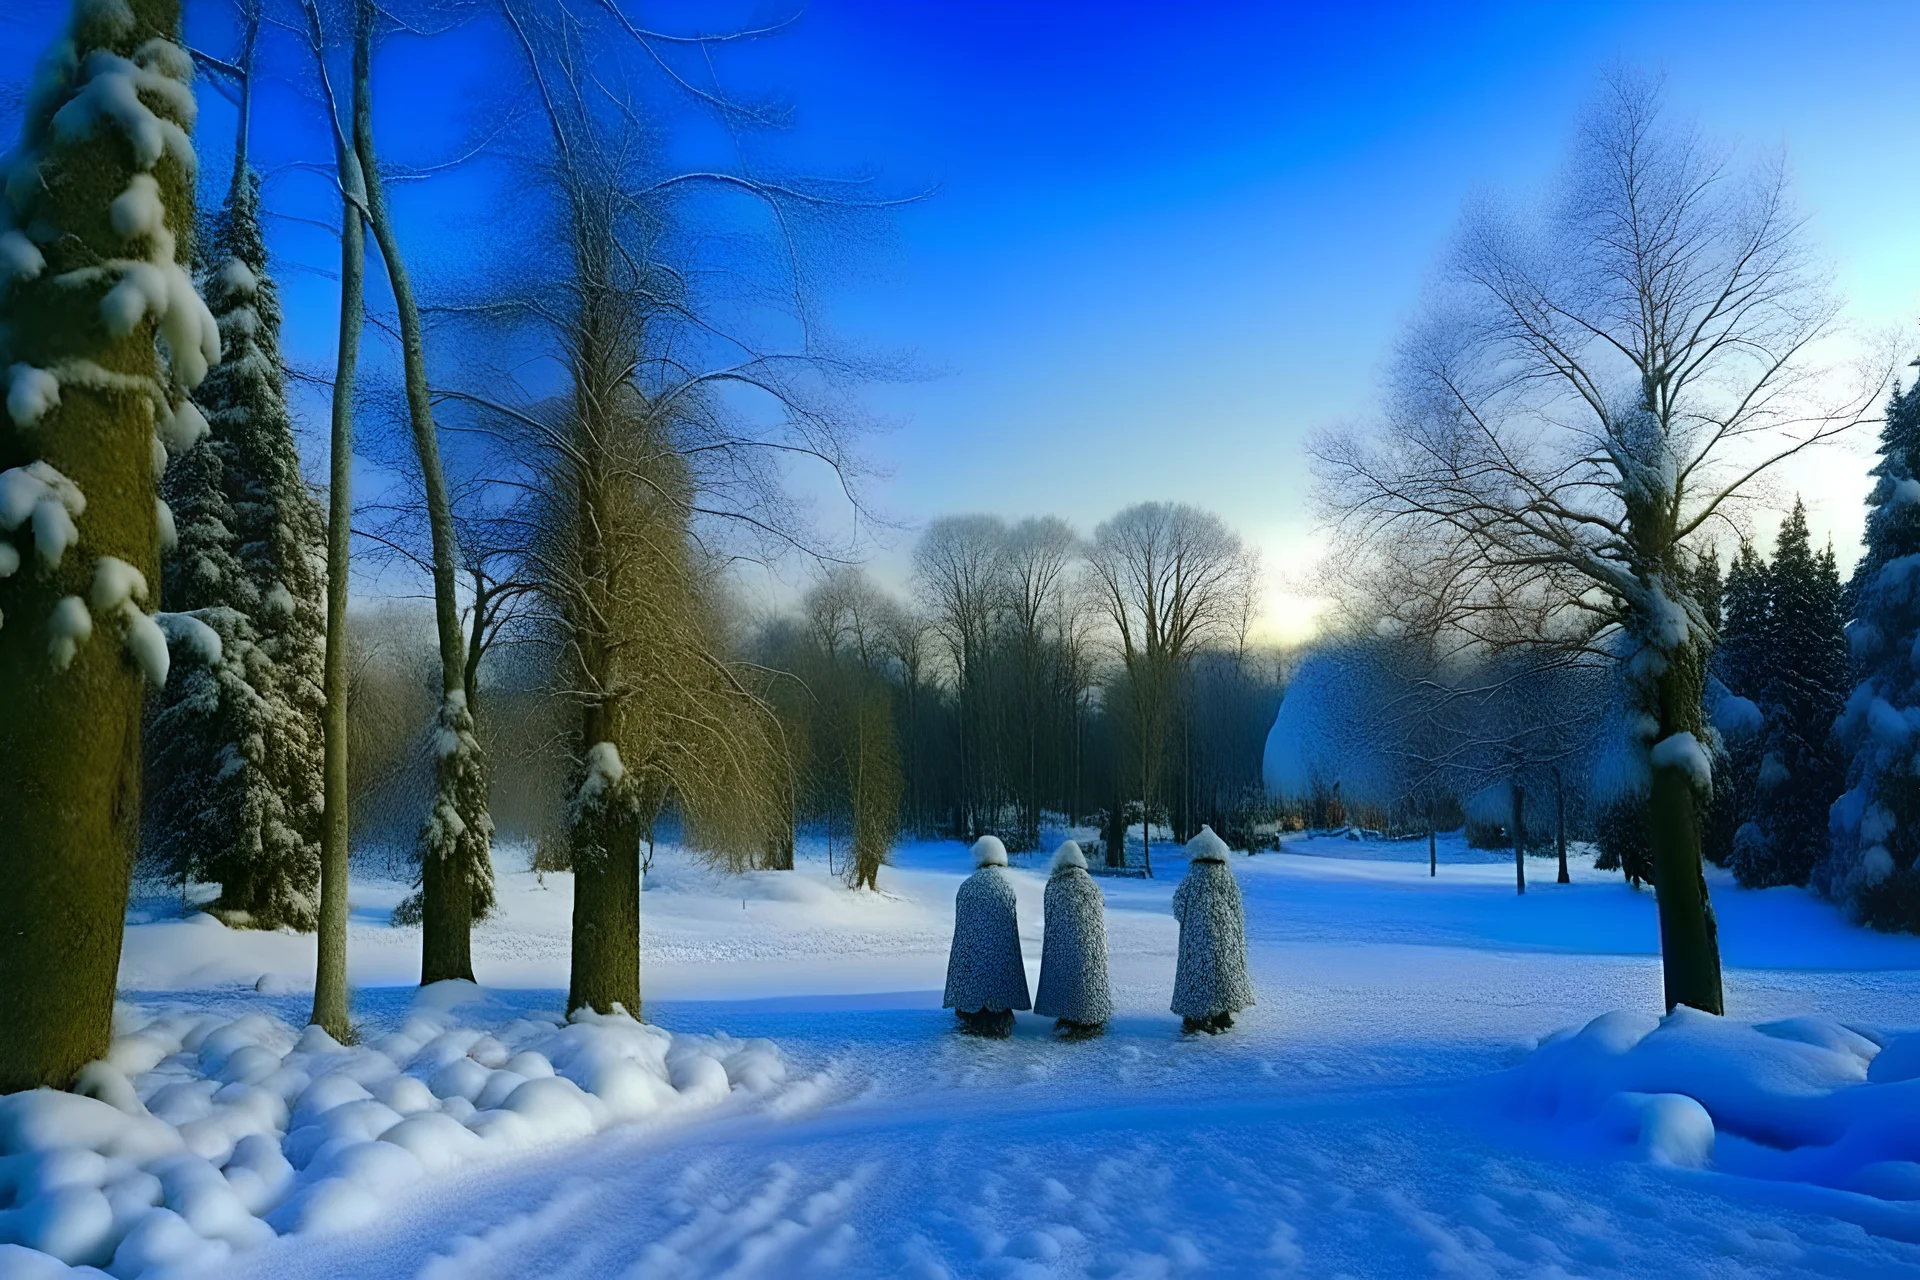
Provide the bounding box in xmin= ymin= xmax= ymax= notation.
xmin=751 ymin=505 xmax=1283 ymax=885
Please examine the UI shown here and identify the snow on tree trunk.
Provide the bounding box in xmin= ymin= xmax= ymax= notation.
xmin=566 ymin=738 xmax=642 ymax=1016
xmin=0 ymin=0 xmax=215 ymax=1090
xmin=146 ymin=171 xmax=324 ymax=931
xmin=419 ymin=692 xmax=489 ymax=984
xmin=1602 ymin=408 xmax=1724 ymax=1016
xmin=1640 ymin=616 xmax=1724 ymax=1016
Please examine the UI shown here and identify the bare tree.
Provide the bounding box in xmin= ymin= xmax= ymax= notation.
xmin=1085 ymin=503 xmax=1250 ymax=874
xmin=1051 ymin=568 xmax=1103 ymax=825
xmin=913 ymin=515 xmax=1007 ymax=837
xmin=1314 ymin=70 xmax=1891 ymax=1013
xmin=878 ymin=597 xmax=934 ymax=833
xmin=804 ymin=565 xmax=890 ymax=674
xmin=1003 ymin=517 xmax=1077 ymax=847
xmin=435 ymin=0 xmax=894 ymax=1013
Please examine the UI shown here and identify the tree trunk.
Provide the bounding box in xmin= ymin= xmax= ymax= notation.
xmin=567 ymin=800 xmax=643 ymax=1016
xmin=1181 ymin=692 xmax=1192 ymax=842
xmin=1511 ymin=781 xmax=1526 ymax=896
xmin=230 ymin=6 xmax=259 ymax=204
xmin=351 ymin=0 xmax=480 ymax=984
xmin=1647 ymin=648 xmax=1725 ymax=1014
xmin=0 ymin=0 xmax=190 ymax=1090
xmin=957 ymin=662 xmax=970 ymax=839
xmin=1428 ymin=814 xmax=1436 ymax=878
xmin=1556 ymin=769 xmax=1570 ymax=885
xmin=1072 ymin=693 xmax=1083 ymax=825
xmin=1650 ymin=761 xmax=1724 ymax=1014
xmin=457 ymin=577 xmax=496 ymax=920
xmin=310 ymin=4 xmax=369 ymax=1041
xmin=1140 ymin=784 xmax=1154 ymax=878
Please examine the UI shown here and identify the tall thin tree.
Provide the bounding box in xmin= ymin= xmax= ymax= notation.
xmin=298 ymin=0 xmax=371 ymax=1040
xmin=352 ymin=0 xmax=490 ymax=984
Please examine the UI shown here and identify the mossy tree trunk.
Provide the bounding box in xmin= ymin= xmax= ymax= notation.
xmin=567 ymin=790 xmax=644 ymax=1016
xmin=0 ymin=0 xmax=201 ymax=1089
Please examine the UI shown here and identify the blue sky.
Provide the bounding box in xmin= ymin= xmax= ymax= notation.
xmin=6 ymin=0 xmax=1919 ymax=639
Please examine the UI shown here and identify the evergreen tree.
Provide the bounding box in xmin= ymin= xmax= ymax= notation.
xmin=146 ymin=172 xmax=326 ymax=929
xmin=1692 ymin=545 xmax=1724 ymax=637
xmin=1734 ymin=500 xmax=1850 ymax=888
xmin=0 ymin=0 xmax=216 ymax=1088
xmin=1830 ymin=378 xmax=1920 ymax=929
xmin=1717 ymin=542 xmax=1772 ymax=689
xmin=1706 ymin=541 xmax=1769 ymax=867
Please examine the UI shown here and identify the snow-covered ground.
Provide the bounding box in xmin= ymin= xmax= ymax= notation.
xmin=12 ymin=832 xmax=1920 ymax=1277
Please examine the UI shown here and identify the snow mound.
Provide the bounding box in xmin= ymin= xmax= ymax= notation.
xmin=0 ymin=982 xmax=786 ymax=1275
xmin=1493 ymin=1006 xmax=1920 ymax=1193
xmin=1049 ymin=840 xmax=1087 ymax=873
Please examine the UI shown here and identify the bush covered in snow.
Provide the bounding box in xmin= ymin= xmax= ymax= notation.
xmin=0 ymin=983 xmax=784 ymax=1276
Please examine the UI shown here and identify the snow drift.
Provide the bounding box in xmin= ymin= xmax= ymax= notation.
xmin=0 ymin=982 xmax=785 ymax=1277
xmin=1495 ymin=1005 xmax=1920 ymax=1198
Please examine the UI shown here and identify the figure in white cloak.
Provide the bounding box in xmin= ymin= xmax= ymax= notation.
xmin=942 ymin=835 xmax=1031 ymax=1037
xmin=1033 ymin=840 xmax=1113 ymax=1037
xmin=1171 ymin=825 xmax=1254 ymax=1034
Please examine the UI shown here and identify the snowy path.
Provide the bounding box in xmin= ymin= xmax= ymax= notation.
xmin=114 ymin=837 xmax=1920 ymax=1277
xmin=226 ymin=1074 xmax=1920 ymax=1278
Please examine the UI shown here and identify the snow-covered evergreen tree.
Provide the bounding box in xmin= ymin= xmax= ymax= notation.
xmin=1830 ymin=379 xmax=1920 ymax=929
xmin=1704 ymin=542 xmax=1769 ymax=868
xmin=146 ymin=171 xmax=325 ymax=929
xmin=1734 ymin=501 xmax=1849 ymax=889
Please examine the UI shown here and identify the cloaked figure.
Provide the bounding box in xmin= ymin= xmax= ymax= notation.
xmin=1171 ymin=825 xmax=1255 ymax=1034
xmin=1033 ymin=840 xmax=1114 ymax=1038
xmin=942 ymin=835 xmax=1032 ymax=1037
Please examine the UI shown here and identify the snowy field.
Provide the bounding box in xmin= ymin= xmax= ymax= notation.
xmin=11 ymin=832 xmax=1920 ymax=1278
